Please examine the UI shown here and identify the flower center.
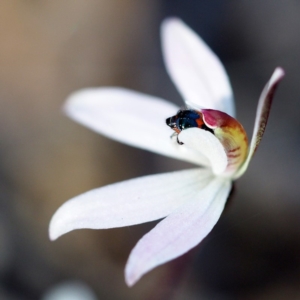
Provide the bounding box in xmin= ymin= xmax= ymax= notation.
xmin=166 ymin=109 xmax=249 ymax=176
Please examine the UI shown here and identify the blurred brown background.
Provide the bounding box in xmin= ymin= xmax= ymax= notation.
xmin=0 ymin=0 xmax=300 ymax=299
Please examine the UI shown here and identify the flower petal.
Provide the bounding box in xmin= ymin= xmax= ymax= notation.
xmin=125 ymin=176 xmax=231 ymax=286
xmin=234 ymin=67 xmax=285 ymax=179
xmin=161 ymin=18 xmax=235 ymax=116
xmin=178 ymin=128 xmax=228 ymax=175
xmin=49 ymin=168 xmax=214 ymax=241
xmin=64 ymin=87 xmax=212 ymax=167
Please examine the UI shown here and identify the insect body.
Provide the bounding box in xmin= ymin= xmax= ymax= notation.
xmin=166 ymin=109 xmax=213 ymax=135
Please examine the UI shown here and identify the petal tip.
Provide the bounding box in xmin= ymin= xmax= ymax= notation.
xmin=161 ymin=17 xmax=182 ymax=29
xmin=125 ymin=278 xmax=135 ymax=288
xmin=274 ymin=66 xmax=285 ymax=76
xmin=62 ymin=89 xmax=89 ymax=117
xmin=48 ymin=228 xmax=58 ymax=242
xmin=48 ymin=206 xmax=72 ymax=241
xmin=49 ymin=232 xmax=58 ymax=242
xmin=48 ymin=216 xmax=62 ymax=241
xmin=161 ymin=17 xmax=186 ymax=41
xmin=270 ymin=67 xmax=285 ymax=85
xmin=124 ymin=266 xmax=139 ymax=287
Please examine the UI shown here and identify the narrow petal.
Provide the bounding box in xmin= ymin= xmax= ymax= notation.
xmin=234 ymin=67 xmax=285 ymax=179
xmin=125 ymin=177 xmax=231 ymax=286
xmin=64 ymin=87 xmax=212 ymax=167
xmin=161 ymin=18 xmax=235 ymax=116
xmin=178 ymin=128 xmax=228 ymax=175
xmin=49 ymin=168 xmax=214 ymax=240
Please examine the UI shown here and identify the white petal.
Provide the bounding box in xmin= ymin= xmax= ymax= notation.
xmin=49 ymin=168 xmax=214 ymax=241
xmin=161 ymin=18 xmax=235 ymax=116
xmin=234 ymin=67 xmax=285 ymax=179
xmin=178 ymin=128 xmax=228 ymax=175
xmin=64 ymin=87 xmax=212 ymax=167
xmin=125 ymin=177 xmax=231 ymax=286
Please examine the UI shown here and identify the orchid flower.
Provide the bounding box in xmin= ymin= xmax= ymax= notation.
xmin=49 ymin=18 xmax=284 ymax=287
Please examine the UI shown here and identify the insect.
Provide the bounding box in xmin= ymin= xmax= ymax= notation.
xmin=166 ymin=109 xmax=214 ymax=144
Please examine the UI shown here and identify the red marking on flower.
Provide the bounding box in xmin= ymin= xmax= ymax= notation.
xmin=227 ymin=154 xmax=241 ymax=158
xmin=228 ymin=147 xmax=240 ymax=153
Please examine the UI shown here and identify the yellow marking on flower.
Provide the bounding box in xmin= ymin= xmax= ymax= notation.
xmin=201 ymin=109 xmax=248 ymax=176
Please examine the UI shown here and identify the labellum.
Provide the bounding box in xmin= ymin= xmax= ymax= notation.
xmin=167 ymin=109 xmax=248 ymax=176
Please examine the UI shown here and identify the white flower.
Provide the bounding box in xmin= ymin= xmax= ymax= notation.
xmin=49 ymin=18 xmax=284 ymax=286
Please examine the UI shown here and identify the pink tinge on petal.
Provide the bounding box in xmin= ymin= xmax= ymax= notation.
xmin=161 ymin=18 xmax=235 ymax=116
xmin=234 ymin=67 xmax=285 ymax=179
xmin=125 ymin=177 xmax=231 ymax=286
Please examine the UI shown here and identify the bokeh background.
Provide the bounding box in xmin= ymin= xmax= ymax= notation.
xmin=0 ymin=0 xmax=300 ymax=299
